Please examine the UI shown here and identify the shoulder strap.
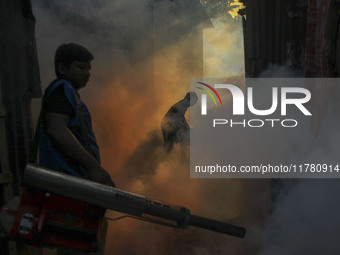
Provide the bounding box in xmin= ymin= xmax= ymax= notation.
xmin=76 ymin=97 xmax=93 ymax=155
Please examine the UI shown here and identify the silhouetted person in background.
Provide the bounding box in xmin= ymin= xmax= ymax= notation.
xmin=161 ymin=92 xmax=198 ymax=156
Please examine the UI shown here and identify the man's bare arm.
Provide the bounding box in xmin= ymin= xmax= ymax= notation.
xmin=45 ymin=112 xmax=115 ymax=187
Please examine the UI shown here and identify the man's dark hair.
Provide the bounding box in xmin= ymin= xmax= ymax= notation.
xmin=54 ymin=43 xmax=94 ymax=76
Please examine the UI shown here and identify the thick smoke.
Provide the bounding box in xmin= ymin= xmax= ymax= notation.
xmin=203 ymin=15 xmax=245 ymax=78
xmin=259 ymin=180 xmax=340 ymax=255
xmin=255 ymin=66 xmax=340 ymax=255
xmin=31 ymin=1 xmax=269 ymax=254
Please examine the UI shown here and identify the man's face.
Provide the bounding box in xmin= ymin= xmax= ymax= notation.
xmin=59 ymin=61 xmax=91 ymax=90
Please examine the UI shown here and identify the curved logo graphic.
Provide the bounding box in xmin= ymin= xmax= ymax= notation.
xmin=196 ymin=82 xmax=223 ymax=107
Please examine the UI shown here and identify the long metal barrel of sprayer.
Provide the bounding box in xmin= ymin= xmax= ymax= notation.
xmin=23 ymin=164 xmax=246 ymax=238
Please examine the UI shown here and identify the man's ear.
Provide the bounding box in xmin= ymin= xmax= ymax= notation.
xmin=58 ymin=63 xmax=68 ymax=76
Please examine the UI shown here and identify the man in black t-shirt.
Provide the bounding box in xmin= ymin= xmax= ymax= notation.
xmin=39 ymin=43 xmax=115 ymax=187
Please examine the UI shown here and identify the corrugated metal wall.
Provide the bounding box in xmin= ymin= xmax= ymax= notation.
xmin=243 ymin=0 xmax=308 ymax=77
xmin=0 ymin=0 xmax=41 ymax=254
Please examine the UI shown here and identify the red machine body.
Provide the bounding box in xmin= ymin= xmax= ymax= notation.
xmin=3 ymin=188 xmax=104 ymax=251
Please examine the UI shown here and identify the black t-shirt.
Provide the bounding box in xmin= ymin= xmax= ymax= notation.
xmin=43 ymin=84 xmax=74 ymax=117
xmin=42 ymin=83 xmax=83 ymax=137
